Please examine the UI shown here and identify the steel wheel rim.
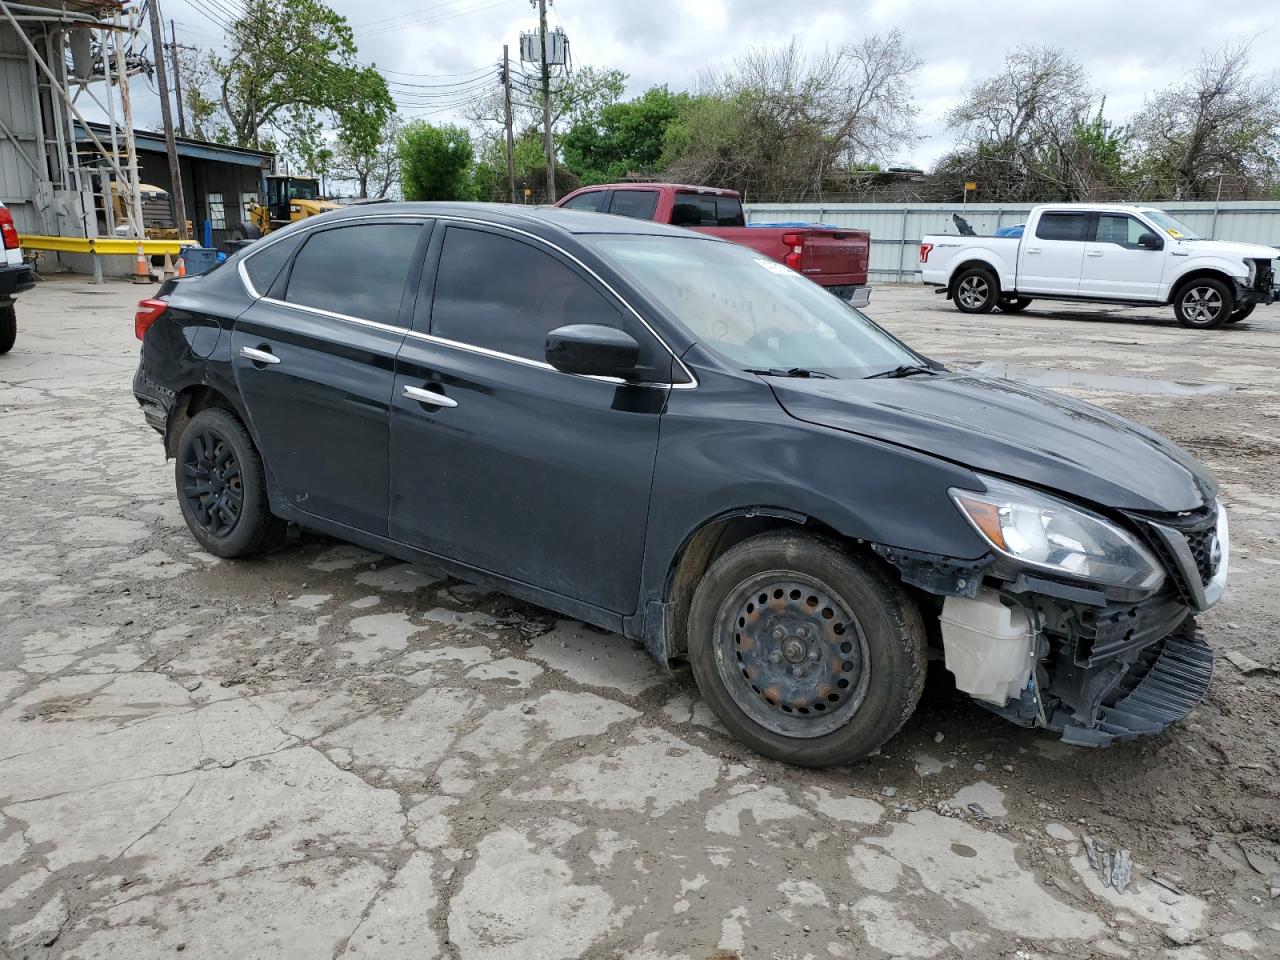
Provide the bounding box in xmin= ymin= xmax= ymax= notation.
xmin=713 ymin=572 xmax=872 ymax=739
xmin=181 ymin=429 xmax=243 ymax=537
xmin=958 ymin=276 xmax=988 ymax=309
xmin=1184 ymin=286 xmax=1223 ymax=323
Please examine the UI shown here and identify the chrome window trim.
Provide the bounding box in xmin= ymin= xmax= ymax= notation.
xmin=234 ymin=210 xmax=697 ymax=389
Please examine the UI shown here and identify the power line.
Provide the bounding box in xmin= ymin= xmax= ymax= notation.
xmin=354 ymin=0 xmax=518 ymax=38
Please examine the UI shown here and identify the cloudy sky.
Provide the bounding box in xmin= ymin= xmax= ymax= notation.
xmin=154 ymin=0 xmax=1277 ymax=167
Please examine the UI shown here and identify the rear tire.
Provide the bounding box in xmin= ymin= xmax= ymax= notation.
xmin=952 ymin=268 xmax=998 ymax=314
xmin=1226 ymin=302 xmax=1255 ymax=323
xmin=175 ymin=407 xmax=285 ymax=557
xmin=687 ymin=532 xmax=927 ymax=767
xmin=0 ymin=300 xmax=15 ymax=355
xmin=998 ymin=296 xmax=1032 ymax=313
xmin=1173 ymin=278 xmax=1233 ymax=329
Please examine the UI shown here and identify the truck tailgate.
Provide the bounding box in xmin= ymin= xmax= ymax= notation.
xmin=700 ymin=226 xmax=870 ymax=285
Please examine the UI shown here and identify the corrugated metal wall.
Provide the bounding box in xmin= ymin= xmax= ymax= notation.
xmin=744 ymin=201 xmax=1280 ymax=283
xmin=0 ymin=25 xmax=40 ymax=233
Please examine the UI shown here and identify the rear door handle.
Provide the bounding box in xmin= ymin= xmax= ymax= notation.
xmin=1025 ymin=247 xmax=1041 ymax=254
xmin=403 ymin=384 xmax=458 ymax=408
xmin=240 ymin=346 xmax=280 ymax=365
xmin=1086 ymin=249 xmax=1104 ymax=257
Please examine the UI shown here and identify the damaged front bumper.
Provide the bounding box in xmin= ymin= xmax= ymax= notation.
xmin=880 ymin=501 xmax=1228 ymax=747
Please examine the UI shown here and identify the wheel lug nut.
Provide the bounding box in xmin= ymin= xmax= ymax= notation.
xmin=770 ymin=652 xmax=783 ymax=665
xmin=772 ymin=628 xmax=785 ymax=641
xmin=791 ymin=665 xmax=804 ymax=678
xmin=807 ymin=649 xmax=820 ymax=662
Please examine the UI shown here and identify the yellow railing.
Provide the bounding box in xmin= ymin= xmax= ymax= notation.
xmin=21 ymin=235 xmax=199 ymax=256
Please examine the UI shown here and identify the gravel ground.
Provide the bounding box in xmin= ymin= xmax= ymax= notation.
xmin=0 ymin=275 xmax=1277 ymax=960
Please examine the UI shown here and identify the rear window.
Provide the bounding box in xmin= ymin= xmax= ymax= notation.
xmin=608 ymin=190 xmax=659 ymax=221
xmin=1034 ymin=212 xmax=1090 ymax=242
xmin=284 ymin=222 xmax=422 ymax=327
xmin=671 ymin=194 xmax=745 ymax=228
xmin=242 ymin=232 xmax=304 ymax=294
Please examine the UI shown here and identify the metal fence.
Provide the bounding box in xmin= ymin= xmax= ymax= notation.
xmin=743 ymin=200 xmax=1280 ymax=283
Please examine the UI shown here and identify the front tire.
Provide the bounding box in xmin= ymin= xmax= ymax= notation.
xmin=175 ymin=407 xmax=284 ymax=557
xmin=998 ymin=296 xmax=1032 ymax=313
xmin=1226 ymin=302 xmax=1255 ymax=323
xmin=687 ymin=532 xmax=927 ymax=767
xmin=1173 ymin=278 xmax=1233 ymax=329
xmin=0 ymin=300 xmax=15 ymax=354
xmin=952 ymin=268 xmax=998 ymax=314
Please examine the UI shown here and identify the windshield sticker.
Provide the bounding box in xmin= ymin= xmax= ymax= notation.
xmin=755 ymin=258 xmax=801 ymax=277
xmin=1166 ymin=229 xmax=1182 ymax=238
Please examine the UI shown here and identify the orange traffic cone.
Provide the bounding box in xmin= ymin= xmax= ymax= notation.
xmin=177 ymin=254 xmax=187 ymax=278
xmin=132 ymin=245 xmax=150 ymax=284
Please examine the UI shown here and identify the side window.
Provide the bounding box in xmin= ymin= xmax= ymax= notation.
xmin=1095 ymin=214 xmax=1151 ymax=248
xmin=243 ymin=231 xmax=304 ymax=295
xmin=608 ymin=190 xmax=659 ymax=221
xmin=430 ymin=227 xmax=666 ymax=378
xmin=1035 ymin=213 xmax=1090 ymax=242
xmin=561 ymin=191 xmax=604 ymax=212
xmin=284 ymin=222 xmax=423 ymax=327
xmin=672 ymin=195 xmax=715 ymax=227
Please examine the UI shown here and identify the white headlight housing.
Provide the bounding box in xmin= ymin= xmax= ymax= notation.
xmin=950 ymin=477 xmax=1165 ymax=592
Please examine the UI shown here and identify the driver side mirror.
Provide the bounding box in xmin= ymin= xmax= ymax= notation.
xmin=546 ymin=324 xmax=640 ymax=379
xmin=1137 ymin=232 xmax=1162 ymax=250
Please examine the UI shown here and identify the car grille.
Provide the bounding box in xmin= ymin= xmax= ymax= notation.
xmin=1129 ymin=502 xmax=1219 ymax=606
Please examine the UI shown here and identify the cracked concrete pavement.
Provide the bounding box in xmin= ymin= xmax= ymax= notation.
xmin=1 ymin=276 xmax=1278 ymax=959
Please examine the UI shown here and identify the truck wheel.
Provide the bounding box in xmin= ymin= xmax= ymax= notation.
xmin=232 ymin=221 xmax=262 ymax=242
xmin=0 ymin=300 xmax=15 ymax=355
xmin=687 ymin=532 xmax=927 ymax=768
xmin=1173 ymin=278 xmax=1233 ymax=329
xmin=1226 ymin=303 xmax=1255 ymax=323
xmin=175 ymin=408 xmax=285 ymax=557
xmin=953 ymin=268 xmax=998 ymax=314
xmin=998 ymin=296 xmax=1032 ymax=313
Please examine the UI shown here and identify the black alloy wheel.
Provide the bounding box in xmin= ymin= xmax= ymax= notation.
xmin=182 ymin=427 xmax=243 ymax=537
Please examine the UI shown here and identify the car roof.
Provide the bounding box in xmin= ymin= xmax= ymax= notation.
xmin=311 ymin=201 xmax=723 ymax=240
xmin=572 ymin=182 xmax=742 ymax=198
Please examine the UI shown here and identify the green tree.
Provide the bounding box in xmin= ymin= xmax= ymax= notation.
xmin=561 ymin=86 xmax=688 ymax=184
xmin=332 ymin=114 xmax=402 ymax=199
xmin=399 ymin=122 xmax=475 ymax=201
xmin=212 ymin=0 xmax=392 ymax=150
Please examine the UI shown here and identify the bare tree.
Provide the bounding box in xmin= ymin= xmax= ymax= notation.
xmin=663 ymin=34 xmax=922 ymax=200
xmin=1130 ymin=41 xmax=1280 ymax=199
xmin=935 ymin=44 xmax=1110 ymax=201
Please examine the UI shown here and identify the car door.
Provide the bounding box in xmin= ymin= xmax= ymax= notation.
xmin=231 ymin=218 xmax=430 ymax=535
xmin=1017 ymin=211 xmax=1090 ymax=295
xmin=1078 ymin=212 xmax=1165 ymax=300
xmin=607 ymin=189 xmax=660 ymax=221
xmin=389 ymin=223 xmax=671 ymax=615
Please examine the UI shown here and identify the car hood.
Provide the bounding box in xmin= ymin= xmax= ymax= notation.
xmin=769 ymin=371 xmax=1215 ymax=513
xmin=1175 ymin=238 xmax=1280 ymax=261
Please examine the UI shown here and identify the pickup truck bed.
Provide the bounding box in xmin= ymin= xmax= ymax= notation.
xmin=557 ymin=183 xmax=871 ymax=306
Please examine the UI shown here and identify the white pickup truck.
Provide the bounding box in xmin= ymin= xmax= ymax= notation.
xmin=919 ymin=204 xmax=1280 ymax=329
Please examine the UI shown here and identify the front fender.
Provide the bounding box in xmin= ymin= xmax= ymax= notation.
xmin=1163 ymin=256 xmax=1250 ymax=298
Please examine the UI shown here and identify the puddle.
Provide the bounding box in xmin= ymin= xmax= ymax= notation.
xmin=965 ymin=361 xmax=1235 ymax=396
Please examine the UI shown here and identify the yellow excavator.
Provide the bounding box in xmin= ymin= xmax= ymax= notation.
xmin=234 ymin=174 xmax=340 ymax=240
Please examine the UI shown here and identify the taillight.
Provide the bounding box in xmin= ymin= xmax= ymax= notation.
xmin=134 ymin=298 xmax=168 ymax=340
xmin=782 ymin=232 xmax=803 ymax=272
xmin=919 ymin=242 xmax=933 ymax=264
xmin=0 ymin=207 xmax=19 ymax=250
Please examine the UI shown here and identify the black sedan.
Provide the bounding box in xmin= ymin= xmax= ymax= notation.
xmin=133 ymin=204 xmax=1228 ymax=766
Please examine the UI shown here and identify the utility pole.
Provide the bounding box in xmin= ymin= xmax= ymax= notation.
xmin=502 ymin=44 xmax=516 ymax=203
xmin=168 ymin=19 xmax=188 ymax=138
xmin=146 ymin=0 xmax=190 ymax=239
xmin=535 ymin=0 xmax=555 ymax=200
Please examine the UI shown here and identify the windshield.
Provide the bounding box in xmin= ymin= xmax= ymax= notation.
xmin=588 ymin=236 xmax=918 ymax=378
xmin=1141 ymin=209 xmax=1202 ymax=240
xmin=289 ymin=180 xmax=319 ymax=200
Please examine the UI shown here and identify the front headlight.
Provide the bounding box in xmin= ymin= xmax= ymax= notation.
xmin=950 ymin=476 xmax=1165 ymax=592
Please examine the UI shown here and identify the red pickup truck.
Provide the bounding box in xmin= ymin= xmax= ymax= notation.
xmin=556 ymin=183 xmax=871 ymax=306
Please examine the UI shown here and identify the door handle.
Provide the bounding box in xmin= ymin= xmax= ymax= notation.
xmin=1025 ymin=247 xmax=1041 ymax=254
xmin=403 ymin=384 xmax=458 ymax=408
xmin=240 ymin=346 xmax=281 ymax=365
xmin=1086 ymin=249 xmax=1104 ymax=257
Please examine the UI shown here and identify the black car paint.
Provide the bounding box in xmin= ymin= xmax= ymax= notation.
xmin=135 ymin=203 xmax=1213 ymax=668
